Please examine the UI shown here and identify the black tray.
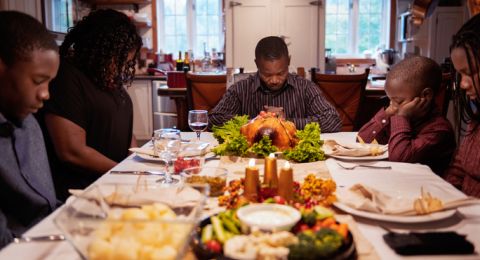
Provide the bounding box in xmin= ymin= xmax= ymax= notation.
xmin=191 ymin=216 xmax=357 ymax=260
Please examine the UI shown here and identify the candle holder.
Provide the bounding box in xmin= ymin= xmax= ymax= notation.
xmin=278 ymin=161 xmax=294 ymax=202
xmin=263 ymin=153 xmax=278 ymax=189
xmin=244 ymin=159 xmax=260 ymax=202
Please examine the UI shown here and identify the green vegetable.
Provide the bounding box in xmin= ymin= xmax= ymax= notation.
xmin=284 ymin=122 xmax=325 ymax=163
xmin=288 ymin=228 xmax=343 ymax=259
xmin=301 ymin=210 xmax=317 ymax=227
xmin=211 ymin=115 xmax=250 ymax=156
xmin=313 ymin=206 xmax=334 ymax=220
xmin=211 ymin=216 xmax=228 ymax=243
xmin=201 ymin=224 xmax=213 ymax=243
xmin=247 ymin=135 xmax=277 ymax=157
xmin=219 ymin=212 xmax=241 ymax=235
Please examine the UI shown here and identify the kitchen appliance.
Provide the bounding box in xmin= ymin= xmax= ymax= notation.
xmin=379 ymin=49 xmax=400 ymax=70
xmin=152 ymin=80 xmax=178 ymax=129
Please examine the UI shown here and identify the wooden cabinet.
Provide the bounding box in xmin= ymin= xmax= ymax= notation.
xmin=127 ymin=80 xmax=153 ymax=141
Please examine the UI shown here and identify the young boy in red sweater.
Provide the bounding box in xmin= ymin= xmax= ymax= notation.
xmin=357 ymin=56 xmax=455 ymax=176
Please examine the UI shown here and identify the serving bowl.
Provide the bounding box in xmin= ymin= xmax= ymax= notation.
xmin=182 ymin=166 xmax=228 ymax=196
xmin=236 ymin=204 xmax=301 ymax=232
xmin=54 ymin=183 xmax=208 ymax=260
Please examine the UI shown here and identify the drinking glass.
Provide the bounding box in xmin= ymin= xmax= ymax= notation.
xmin=153 ymin=128 xmax=182 ymax=184
xmin=188 ymin=110 xmax=208 ymax=141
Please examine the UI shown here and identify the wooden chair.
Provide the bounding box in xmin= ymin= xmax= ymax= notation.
xmin=435 ymin=72 xmax=454 ymax=117
xmin=186 ymin=72 xmax=227 ymax=112
xmin=312 ymin=69 xmax=370 ymax=131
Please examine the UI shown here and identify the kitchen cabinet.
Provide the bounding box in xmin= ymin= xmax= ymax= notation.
xmin=0 ymin=0 xmax=42 ymax=21
xmin=225 ymin=0 xmax=325 ymax=71
xmin=127 ymin=80 xmax=153 ymax=141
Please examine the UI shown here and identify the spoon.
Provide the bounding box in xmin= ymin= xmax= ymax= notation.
xmin=13 ymin=234 xmax=65 ymax=243
xmin=337 ymin=162 xmax=392 ymax=170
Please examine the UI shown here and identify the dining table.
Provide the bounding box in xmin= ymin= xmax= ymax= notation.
xmin=0 ymin=132 xmax=479 ymax=260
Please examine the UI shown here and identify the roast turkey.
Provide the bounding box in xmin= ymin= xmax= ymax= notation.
xmin=240 ymin=114 xmax=298 ymax=151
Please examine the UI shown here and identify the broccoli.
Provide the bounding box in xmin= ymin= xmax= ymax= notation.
xmin=288 ymin=229 xmax=344 ymax=259
xmin=301 ymin=210 xmax=317 ymax=227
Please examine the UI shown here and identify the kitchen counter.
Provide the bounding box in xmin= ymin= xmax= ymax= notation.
xmin=134 ymin=74 xmax=166 ymax=80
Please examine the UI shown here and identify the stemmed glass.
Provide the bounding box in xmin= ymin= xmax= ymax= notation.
xmin=188 ymin=110 xmax=208 ymax=141
xmin=153 ymin=128 xmax=181 ymax=184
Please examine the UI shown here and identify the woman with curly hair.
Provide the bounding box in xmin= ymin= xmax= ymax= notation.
xmin=37 ymin=9 xmax=142 ymax=201
xmin=445 ymin=13 xmax=480 ymax=197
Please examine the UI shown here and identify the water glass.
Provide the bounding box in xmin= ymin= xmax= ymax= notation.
xmin=188 ymin=110 xmax=208 ymax=141
xmin=153 ymin=128 xmax=181 ymax=184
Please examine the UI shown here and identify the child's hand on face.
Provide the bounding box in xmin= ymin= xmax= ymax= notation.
xmin=385 ymin=102 xmax=399 ymax=117
xmin=397 ymin=97 xmax=429 ymax=119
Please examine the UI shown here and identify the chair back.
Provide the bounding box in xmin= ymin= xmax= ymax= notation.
xmin=186 ymin=73 xmax=227 ymax=112
xmin=312 ymin=69 xmax=370 ymax=131
xmin=435 ymin=72 xmax=453 ymax=117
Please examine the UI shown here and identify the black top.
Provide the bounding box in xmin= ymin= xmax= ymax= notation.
xmin=38 ymin=59 xmax=133 ymax=201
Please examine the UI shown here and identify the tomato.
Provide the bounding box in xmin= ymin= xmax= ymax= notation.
xmin=299 ymin=224 xmax=310 ymax=232
xmin=273 ymin=195 xmax=286 ymax=205
xmin=205 ymin=240 xmax=222 ymax=253
xmin=174 ymin=157 xmax=201 ymax=174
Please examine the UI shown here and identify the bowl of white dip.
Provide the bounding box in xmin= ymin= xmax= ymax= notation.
xmin=236 ymin=204 xmax=301 ymax=232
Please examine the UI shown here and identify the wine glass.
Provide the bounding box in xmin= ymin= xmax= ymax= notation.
xmin=153 ymin=128 xmax=181 ymax=184
xmin=188 ymin=110 xmax=208 ymax=141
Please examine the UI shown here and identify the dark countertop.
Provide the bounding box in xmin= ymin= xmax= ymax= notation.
xmin=134 ymin=74 xmax=166 ymax=80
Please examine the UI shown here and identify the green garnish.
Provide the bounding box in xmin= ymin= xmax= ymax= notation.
xmin=247 ymin=135 xmax=277 ymax=157
xmin=283 ymin=122 xmax=325 ymax=163
xmin=212 ymin=115 xmax=250 ymax=156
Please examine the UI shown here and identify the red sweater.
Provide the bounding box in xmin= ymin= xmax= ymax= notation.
xmin=358 ymin=108 xmax=456 ymax=176
xmin=445 ymin=123 xmax=480 ymax=198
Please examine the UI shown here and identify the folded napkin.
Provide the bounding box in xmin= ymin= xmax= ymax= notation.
xmin=338 ymin=184 xmax=414 ymax=215
xmin=69 ymin=185 xmax=204 ymax=208
xmin=130 ymin=142 xmax=210 ymax=157
xmin=323 ymin=140 xmax=387 ymax=157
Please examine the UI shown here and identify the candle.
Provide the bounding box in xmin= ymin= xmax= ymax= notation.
xmin=263 ymin=153 xmax=278 ymax=188
xmin=244 ymin=159 xmax=260 ymax=202
xmin=278 ymin=161 xmax=294 ymax=201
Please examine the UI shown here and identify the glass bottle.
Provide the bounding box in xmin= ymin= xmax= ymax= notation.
xmin=183 ymin=51 xmax=191 ymax=71
xmin=176 ymin=51 xmax=184 ymax=71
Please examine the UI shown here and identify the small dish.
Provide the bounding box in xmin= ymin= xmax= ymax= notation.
xmin=182 ymin=167 xmax=228 ymax=197
xmin=236 ymin=204 xmax=301 ymax=232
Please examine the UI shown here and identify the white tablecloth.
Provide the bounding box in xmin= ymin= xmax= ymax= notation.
xmin=0 ymin=132 xmax=479 ymax=260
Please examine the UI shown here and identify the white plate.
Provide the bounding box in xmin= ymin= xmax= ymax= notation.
xmin=134 ymin=153 xmax=164 ymax=162
xmin=333 ymin=202 xmax=456 ymax=223
xmin=327 ymin=152 xmax=389 ymax=161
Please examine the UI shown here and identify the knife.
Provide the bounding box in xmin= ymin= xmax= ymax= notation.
xmin=109 ymin=170 xmax=165 ymax=175
xmin=13 ymin=234 xmax=65 ymax=243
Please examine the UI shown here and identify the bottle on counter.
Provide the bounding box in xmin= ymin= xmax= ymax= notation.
xmin=183 ymin=51 xmax=191 ymax=71
xmin=176 ymin=51 xmax=184 ymax=71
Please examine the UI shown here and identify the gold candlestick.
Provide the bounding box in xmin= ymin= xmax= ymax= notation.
xmin=264 ymin=153 xmax=278 ymax=188
xmin=244 ymin=159 xmax=260 ymax=202
xmin=278 ymin=161 xmax=293 ymax=201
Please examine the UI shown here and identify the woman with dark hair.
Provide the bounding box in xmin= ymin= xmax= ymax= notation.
xmin=445 ymin=13 xmax=480 ymax=197
xmin=38 ymin=9 xmax=142 ymax=201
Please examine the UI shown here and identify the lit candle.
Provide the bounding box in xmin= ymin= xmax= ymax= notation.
xmin=244 ymin=159 xmax=260 ymax=202
xmin=264 ymin=153 xmax=278 ymax=188
xmin=278 ymin=161 xmax=294 ymax=201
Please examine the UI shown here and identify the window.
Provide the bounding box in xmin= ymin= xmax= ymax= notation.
xmin=158 ymin=0 xmax=224 ymax=59
xmin=43 ymin=0 xmax=74 ymax=33
xmin=325 ymin=0 xmax=389 ymax=56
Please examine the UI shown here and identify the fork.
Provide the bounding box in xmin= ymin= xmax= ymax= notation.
xmin=337 ymin=162 xmax=392 ymax=170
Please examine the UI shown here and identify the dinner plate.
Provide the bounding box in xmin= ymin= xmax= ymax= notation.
xmin=333 ymin=202 xmax=456 ymax=223
xmin=327 ymin=152 xmax=389 ymax=161
xmin=132 ymin=142 xmax=210 ymax=163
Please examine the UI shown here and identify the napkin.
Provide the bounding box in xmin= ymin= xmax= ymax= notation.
xmin=130 ymin=142 xmax=210 ymax=157
xmin=337 ymin=184 xmax=413 ymax=215
xmin=69 ymin=185 xmax=204 ymax=208
xmin=323 ymin=140 xmax=387 ymax=157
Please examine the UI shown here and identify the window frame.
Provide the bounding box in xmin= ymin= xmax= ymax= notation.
xmin=326 ymin=0 xmax=390 ymax=57
xmin=157 ymin=0 xmax=224 ymax=59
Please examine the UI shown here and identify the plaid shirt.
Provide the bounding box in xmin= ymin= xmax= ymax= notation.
xmin=357 ymin=108 xmax=456 ymax=176
xmin=209 ymin=72 xmax=342 ymax=132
